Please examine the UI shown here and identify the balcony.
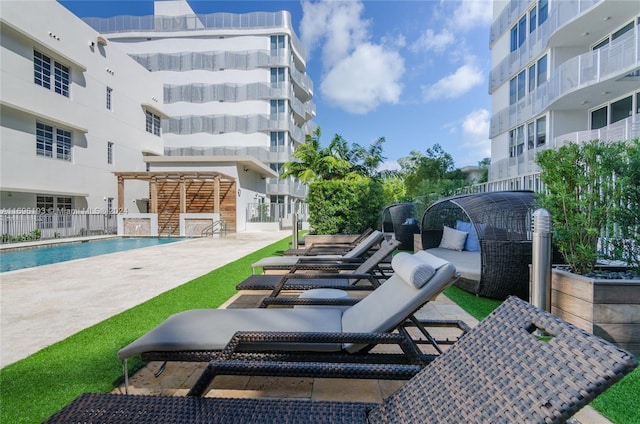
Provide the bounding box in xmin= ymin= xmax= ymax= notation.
xmin=490 ymin=29 xmax=639 ymax=138
xmin=266 ymin=178 xmax=308 ymax=198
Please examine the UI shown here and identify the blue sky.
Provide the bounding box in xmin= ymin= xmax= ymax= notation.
xmin=59 ymin=0 xmax=493 ymax=169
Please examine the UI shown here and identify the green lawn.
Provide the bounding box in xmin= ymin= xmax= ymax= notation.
xmin=1 ymin=237 xmax=637 ymax=423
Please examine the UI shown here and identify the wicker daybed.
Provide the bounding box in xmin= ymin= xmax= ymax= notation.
xmin=419 ymin=191 xmax=537 ymax=300
xmin=381 ymin=203 xmax=420 ymax=250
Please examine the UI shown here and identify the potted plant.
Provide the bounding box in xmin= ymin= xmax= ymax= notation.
xmin=535 ymin=138 xmax=640 ymax=355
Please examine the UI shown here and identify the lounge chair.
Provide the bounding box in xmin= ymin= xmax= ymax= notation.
xmin=236 ymin=238 xmax=400 ymax=297
xmin=117 ymin=251 xmax=458 ymax=373
xmin=250 ymin=230 xmax=384 ymax=274
xmin=283 ymin=228 xmax=374 ymax=256
xmin=44 ymin=296 xmax=638 ymax=424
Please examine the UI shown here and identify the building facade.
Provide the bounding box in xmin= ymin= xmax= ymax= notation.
xmin=488 ymin=0 xmax=640 ymax=191
xmin=0 ymin=0 xmax=166 ymax=237
xmin=84 ymin=0 xmax=316 ymax=230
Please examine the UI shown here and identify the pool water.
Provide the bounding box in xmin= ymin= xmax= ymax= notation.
xmin=0 ymin=238 xmax=182 ymax=272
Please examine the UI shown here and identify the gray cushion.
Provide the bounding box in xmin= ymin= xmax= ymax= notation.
xmin=391 ymin=252 xmax=435 ymax=288
xmin=118 ymin=308 xmax=344 ymax=359
xmin=424 ymin=247 xmax=481 ymax=282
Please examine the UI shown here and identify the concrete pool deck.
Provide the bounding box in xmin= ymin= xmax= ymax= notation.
xmin=0 ymin=231 xmax=290 ymax=368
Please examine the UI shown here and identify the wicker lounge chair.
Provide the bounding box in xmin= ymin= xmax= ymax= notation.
xmin=236 ymin=238 xmax=400 ymax=297
xmin=117 ymin=251 xmax=458 ymax=376
xmin=251 ymin=230 xmax=384 ymax=274
xmin=45 ymin=296 xmax=638 ymax=424
xmin=283 ymin=228 xmax=374 ymax=256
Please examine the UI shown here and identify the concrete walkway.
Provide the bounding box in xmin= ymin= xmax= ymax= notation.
xmin=0 ymin=231 xmax=290 ymax=367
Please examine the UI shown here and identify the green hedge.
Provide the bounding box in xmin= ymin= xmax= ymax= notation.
xmin=307 ymin=178 xmax=384 ymax=234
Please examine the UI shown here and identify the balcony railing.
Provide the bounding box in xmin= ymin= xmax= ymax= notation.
xmin=1 ymin=212 xmax=117 ymax=243
xmin=246 ymin=202 xmax=308 ymax=223
xmin=83 ymin=11 xmax=306 ymax=60
xmin=266 ymin=178 xmax=308 ymax=198
xmin=490 ymin=29 xmax=639 ymax=138
xmin=490 ymin=0 xmax=602 ymax=92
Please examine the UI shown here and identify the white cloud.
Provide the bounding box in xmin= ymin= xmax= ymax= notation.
xmin=301 ymin=0 xmax=405 ymax=114
xmin=411 ymin=29 xmax=455 ymax=53
xmin=421 ymin=63 xmax=483 ymax=101
xmin=321 ymin=43 xmax=404 ymax=114
xmin=461 ymin=108 xmax=491 ymax=159
xmin=448 ymin=0 xmax=493 ymax=31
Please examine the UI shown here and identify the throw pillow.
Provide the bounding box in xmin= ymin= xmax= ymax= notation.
xmin=456 ymin=220 xmax=480 ymax=252
xmin=439 ymin=225 xmax=467 ymax=251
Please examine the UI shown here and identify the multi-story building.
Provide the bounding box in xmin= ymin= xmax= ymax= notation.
xmin=0 ymin=0 xmax=166 ymax=237
xmin=488 ymin=0 xmax=640 ymax=191
xmin=83 ymin=0 xmax=316 ymax=230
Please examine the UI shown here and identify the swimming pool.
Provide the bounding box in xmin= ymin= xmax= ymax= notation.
xmin=0 ymin=238 xmax=182 ymax=272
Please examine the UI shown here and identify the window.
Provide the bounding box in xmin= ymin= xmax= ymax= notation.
xmin=106 ymin=87 xmax=112 ymax=110
xmin=107 ymin=142 xmax=114 ymax=164
xmin=528 ymin=65 xmax=536 ymax=92
xmin=270 ymin=131 xmax=285 ymax=151
xmin=591 ymin=106 xmax=607 ymax=130
xmin=517 ymin=70 xmax=526 ymax=101
xmin=270 ymin=163 xmax=284 ymax=175
xmin=56 ymin=129 xmax=71 ymax=161
xmin=535 ymin=116 xmax=546 ymax=146
xmin=637 ymin=92 xmax=640 ymax=114
xmin=37 ymin=196 xmax=54 ymax=229
xmin=145 ymin=111 xmax=161 ymax=136
xmin=34 ymin=51 xmax=51 ymax=89
xmin=529 ymin=6 xmax=537 ymax=33
xmin=36 ymin=122 xmax=54 ymax=158
xmin=270 ymin=100 xmax=285 ymax=120
xmin=270 ymin=35 xmax=285 ymax=55
xmin=612 ymin=21 xmax=634 ymax=41
xmin=510 ymin=16 xmax=527 ymax=52
xmin=611 ymin=96 xmax=632 ymax=124
xmin=536 ymin=55 xmax=547 ymax=86
xmin=509 ymin=70 xmax=527 ymax=105
xmin=527 ymin=122 xmax=535 ymax=150
xmin=538 ymin=0 xmax=548 ymax=25
xmin=270 ymin=68 xmax=285 ymax=88
xmin=34 ymin=50 xmax=70 ymax=97
xmin=516 ymin=125 xmax=524 ymax=156
xmin=56 ymin=197 xmax=72 ymax=228
xmin=509 ymin=129 xmax=516 ymax=158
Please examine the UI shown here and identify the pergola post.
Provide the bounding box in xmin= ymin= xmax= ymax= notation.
xmin=179 ymin=176 xmax=187 ymax=214
xmin=117 ymin=176 xmax=124 ymax=212
xmin=149 ymin=177 xmax=158 ymax=214
xmin=214 ymin=176 xmax=220 ymax=213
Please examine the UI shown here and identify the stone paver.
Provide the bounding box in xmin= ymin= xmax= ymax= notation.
xmin=0 ymin=231 xmax=290 ymax=367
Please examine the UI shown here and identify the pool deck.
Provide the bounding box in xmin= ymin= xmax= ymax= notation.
xmin=0 ymin=231 xmax=290 ymax=368
xmin=0 ymin=231 xmax=610 ymax=423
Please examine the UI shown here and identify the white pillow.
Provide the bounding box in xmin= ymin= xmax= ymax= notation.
xmin=391 ymin=252 xmax=436 ymax=289
xmin=414 ymin=250 xmax=450 ymax=270
xmin=439 ymin=225 xmax=468 ymax=251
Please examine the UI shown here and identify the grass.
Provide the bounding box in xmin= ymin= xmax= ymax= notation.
xmin=2 ymin=238 xmax=638 ymax=423
xmin=0 ymin=236 xmax=291 ymax=424
xmin=444 ymin=285 xmax=640 ymax=424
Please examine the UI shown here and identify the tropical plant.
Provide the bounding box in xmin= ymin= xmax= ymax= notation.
xmin=535 ymin=139 xmax=631 ymax=275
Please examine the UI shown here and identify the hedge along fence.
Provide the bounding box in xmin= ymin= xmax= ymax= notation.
xmin=307 ymin=178 xmax=384 ymax=235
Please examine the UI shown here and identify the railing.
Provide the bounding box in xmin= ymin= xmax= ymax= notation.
xmin=164 ymin=145 xmax=295 ymax=165
xmin=1 ymin=212 xmax=117 ymax=244
xmin=82 ymin=11 xmax=306 ymax=60
xmin=246 ymin=202 xmax=308 ymax=224
xmin=266 ymin=178 xmax=308 ymax=198
xmin=490 ymin=29 xmax=639 ymax=138
xmin=201 ymin=220 xmax=227 ymax=237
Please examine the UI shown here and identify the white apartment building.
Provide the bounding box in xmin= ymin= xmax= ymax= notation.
xmin=0 ymin=0 xmax=166 ymax=236
xmin=488 ymin=0 xmax=640 ymax=191
xmin=83 ymin=0 xmax=316 ymax=230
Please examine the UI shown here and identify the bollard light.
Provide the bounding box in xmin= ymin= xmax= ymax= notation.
xmin=531 ymin=208 xmax=552 ymax=311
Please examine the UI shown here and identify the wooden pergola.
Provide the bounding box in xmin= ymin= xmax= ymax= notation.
xmin=114 ymin=171 xmax=236 ymax=214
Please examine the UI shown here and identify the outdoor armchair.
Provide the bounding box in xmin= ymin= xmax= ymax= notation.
xmin=45 ymin=296 xmax=638 ymax=423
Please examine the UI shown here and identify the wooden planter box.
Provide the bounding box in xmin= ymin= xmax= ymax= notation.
xmin=551 ymin=268 xmax=640 ymax=356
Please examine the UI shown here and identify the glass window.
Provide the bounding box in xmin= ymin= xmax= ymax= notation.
xmin=516 ymin=125 xmax=524 ymax=156
xmin=528 ymin=65 xmax=536 ymax=92
xmin=36 ymin=122 xmax=54 ymax=158
xmin=509 ymin=77 xmax=517 ymax=105
xmin=56 ymin=197 xmax=72 ymax=228
xmin=538 ymin=0 xmax=548 ymax=25
xmin=270 ymin=132 xmax=285 ymax=150
xmin=56 ymin=129 xmax=71 ymax=161
xmin=593 ymin=38 xmax=609 ymax=50
xmin=518 ymin=16 xmax=526 ymax=48
xmin=146 ymin=111 xmax=161 ymax=136
xmin=34 ymin=50 xmax=51 ymax=89
xmin=270 ymin=35 xmax=285 ymax=55
xmin=527 ymin=122 xmax=535 ymax=149
xmin=612 ymin=21 xmax=634 ymax=41
xmin=270 ymin=68 xmax=285 ymax=87
xmin=517 ymin=70 xmax=526 ymax=101
xmin=536 ymin=116 xmax=546 ymax=146
xmin=37 ymin=196 xmax=54 ymax=229
xmin=510 ymin=26 xmax=518 ymax=52
xmin=54 ymin=62 xmax=69 ymax=97
xmin=529 ymin=6 xmax=537 ymax=33
xmin=591 ymin=107 xmax=608 ymax=129
xmin=106 ymin=87 xmax=112 ymax=110
xmin=509 ymin=129 xmax=516 ymax=157
xmin=636 ymin=92 xmax=640 ymax=114
xmin=611 ymin=96 xmax=632 ymax=124
xmin=536 ymin=55 xmax=547 ymax=86
xmin=107 ymin=142 xmax=114 ymax=164
xmin=270 ymin=100 xmax=285 ymax=119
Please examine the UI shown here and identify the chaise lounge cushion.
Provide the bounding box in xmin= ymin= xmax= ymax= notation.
xmin=422 ymin=247 xmax=480 ymax=283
